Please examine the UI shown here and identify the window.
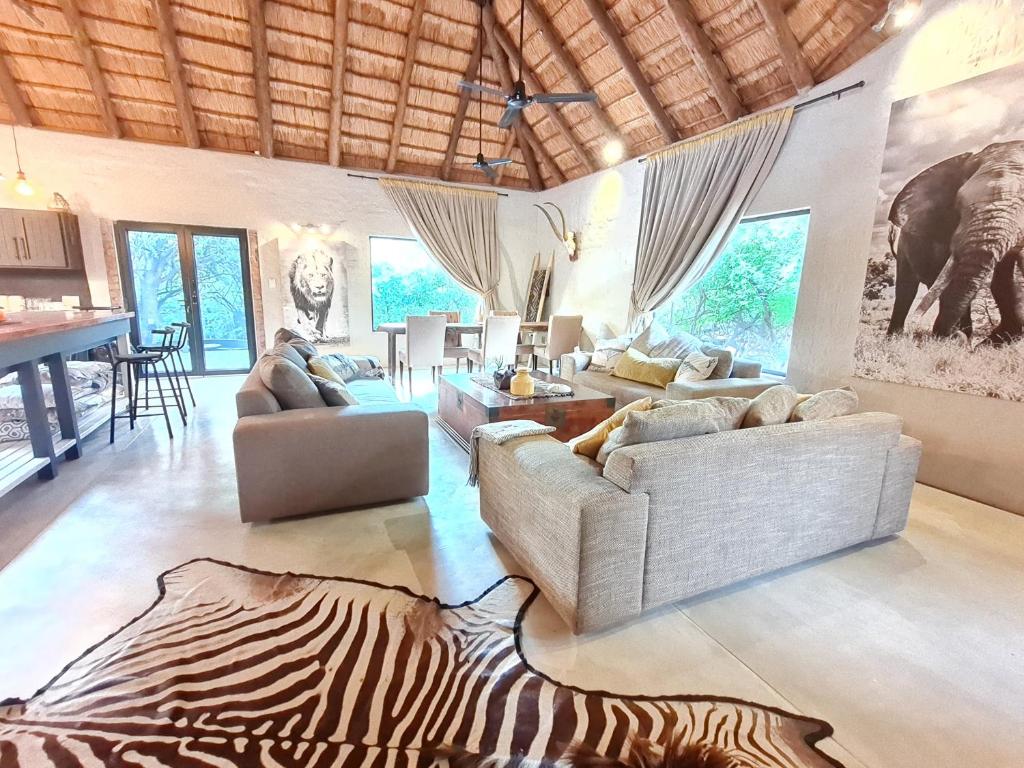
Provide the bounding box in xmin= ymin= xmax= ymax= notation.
xmin=654 ymin=210 xmax=810 ymax=375
xmin=370 ymin=236 xmax=480 ymax=329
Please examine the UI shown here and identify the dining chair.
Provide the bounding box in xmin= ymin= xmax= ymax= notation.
xmin=531 ymin=315 xmax=584 ymax=375
xmin=467 ymin=314 xmax=521 ymax=372
xmin=429 ymin=310 xmax=472 ymax=373
xmin=398 ymin=314 xmax=447 ymax=390
xmin=488 ymin=310 xmax=519 ymax=317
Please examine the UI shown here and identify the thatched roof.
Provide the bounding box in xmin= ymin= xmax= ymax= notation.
xmin=0 ymin=0 xmax=889 ymax=190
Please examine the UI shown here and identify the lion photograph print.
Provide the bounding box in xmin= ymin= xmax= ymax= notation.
xmin=280 ymin=241 xmax=350 ymax=343
xmin=855 ymin=60 xmax=1024 ymax=402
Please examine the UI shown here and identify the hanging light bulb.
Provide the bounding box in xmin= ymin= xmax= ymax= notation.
xmin=10 ymin=126 xmax=32 ymax=196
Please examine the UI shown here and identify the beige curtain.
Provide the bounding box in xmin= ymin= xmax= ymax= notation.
xmin=380 ymin=178 xmax=502 ymax=312
xmin=629 ymin=107 xmax=793 ymax=328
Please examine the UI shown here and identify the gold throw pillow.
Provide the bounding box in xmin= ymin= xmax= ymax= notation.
xmin=307 ymin=355 xmax=346 ymax=385
xmin=569 ymin=396 xmax=653 ymax=459
xmin=612 ymin=347 xmax=682 ymax=388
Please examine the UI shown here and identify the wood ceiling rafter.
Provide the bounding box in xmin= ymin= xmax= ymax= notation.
xmin=493 ymin=130 xmax=516 ymax=184
xmin=441 ymin=33 xmax=483 ymax=181
xmin=328 ymin=0 xmax=350 ymax=167
xmin=0 ymin=50 xmax=31 ymax=126
xmin=814 ymin=2 xmax=888 ymax=78
xmin=751 ymin=0 xmax=814 ymax=93
xmin=522 ymin=0 xmax=624 ymax=154
xmin=663 ymin=0 xmax=746 ymax=122
xmin=150 ymin=0 xmax=200 ymax=148
xmin=579 ymin=0 xmax=679 ymax=143
xmin=57 ymin=0 xmax=122 ymax=138
xmin=247 ymin=0 xmax=274 ymax=159
xmin=385 ymin=0 xmax=427 ymax=172
xmin=482 ymin=0 xmax=543 ymax=190
xmin=492 ymin=19 xmax=596 ymax=174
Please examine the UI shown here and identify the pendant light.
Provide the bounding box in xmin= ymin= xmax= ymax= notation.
xmin=11 ymin=125 xmax=33 ymax=197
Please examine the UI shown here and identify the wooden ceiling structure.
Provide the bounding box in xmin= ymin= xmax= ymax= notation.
xmin=0 ymin=0 xmax=889 ymax=190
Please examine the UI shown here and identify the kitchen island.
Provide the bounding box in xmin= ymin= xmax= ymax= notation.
xmin=0 ymin=310 xmax=132 ymax=495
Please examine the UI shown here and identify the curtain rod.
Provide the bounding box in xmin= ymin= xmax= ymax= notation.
xmin=347 ymin=172 xmax=510 ymax=197
xmin=638 ymin=80 xmax=866 ymax=163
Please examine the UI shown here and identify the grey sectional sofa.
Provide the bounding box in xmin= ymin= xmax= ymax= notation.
xmin=478 ymin=412 xmax=921 ymax=633
xmin=560 ymin=352 xmax=779 ymax=408
xmin=234 ymin=363 xmax=428 ymax=523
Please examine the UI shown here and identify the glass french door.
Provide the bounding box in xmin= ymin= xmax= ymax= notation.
xmin=116 ymin=222 xmax=257 ymax=374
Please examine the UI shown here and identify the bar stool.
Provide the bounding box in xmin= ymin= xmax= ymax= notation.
xmin=108 ymin=347 xmax=175 ymax=442
xmin=136 ymin=328 xmax=187 ymax=427
xmin=169 ymin=322 xmax=196 ymax=408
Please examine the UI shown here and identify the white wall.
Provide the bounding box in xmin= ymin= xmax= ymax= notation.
xmin=0 ymin=132 xmax=538 ymax=359
xmin=538 ymin=0 xmax=1024 ymax=515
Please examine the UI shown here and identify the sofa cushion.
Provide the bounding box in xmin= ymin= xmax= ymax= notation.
xmin=621 ymin=399 xmax=727 ymax=446
xmin=287 ymin=338 xmax=318 ymax=360
xmin=743 ymin=384 xmax=799 ymax=428
xmin=307 ymin=355 xmax=346 ymax=384
xmin=274 ymin=327 xmax=309 ymax=345
xmin=269 ymin=341 xmax=307 ymax=370
xmin=569 ymin=396 xmax=653 ymax=459
xmin=595 ymin=425 xmax=627 ymax=465
xmin=673 ymin=351 xmax=718 ymax=382
xmin=589 ymin=335 xmax=633 ymax=372
xmin=653 ymin=395 xmax=751 ymax=430
xmin=346 ymin=378 xmax=401 ymax=405
xmin=791 ymin=388 xmax=859 ymax=422
xmin=702 ymin=345 xmax=735 ymax=379
xmin=612 ymin=348 xmax=682 ymax=388
xmin=310 ymin=374 xmax=359 ymax=406
xmin=631 ymin=322 xmax=702 ymax=359
xmin=258 ymin=355 xmax=324 ymax=410
xmin=573 ymin=369 xmax=663 ymax=409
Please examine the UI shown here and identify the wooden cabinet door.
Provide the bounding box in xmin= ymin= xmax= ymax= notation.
xmin=0 ymin=210 xmax=25 ymax=267
xmin=20 ymin=210 xmax=70 ymax=268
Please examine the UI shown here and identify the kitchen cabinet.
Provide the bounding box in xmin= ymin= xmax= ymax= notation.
xmin=0 ymin=209 xmax=80 ymax=270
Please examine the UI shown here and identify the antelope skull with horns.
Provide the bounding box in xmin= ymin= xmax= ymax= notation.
xmin=533 ymin=202 xmax=578 ymax=261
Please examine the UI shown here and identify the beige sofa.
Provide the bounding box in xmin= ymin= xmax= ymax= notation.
xmin=560 ymin=351 xmax=778 ymax=408
xmin=478 ymin=412 xmax=921 ymax=633
xmin=233 ymin=363 xmax=428 ymax=523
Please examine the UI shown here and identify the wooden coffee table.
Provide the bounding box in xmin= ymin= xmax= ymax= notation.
xmin=436 ymin=372 xmax=615 ymax=451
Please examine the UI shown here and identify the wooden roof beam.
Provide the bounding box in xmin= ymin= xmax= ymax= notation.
xmin=493 ymin=20 xmax=597 ymax=174
xmin=579 ymin=0 xmax=678 ymax=143
xmin=247 ymin=0 xmax=273 ymax=158
xmin=814 ymin=3 xmax=887 ymax=77
xmin=752 ymin=0 xmax=814 ymax=93
xmin=493 ymin=131 xmax=516 ymax=184
xmin=385 ymin=0 xmax=426 ymax=172
xmin=58 ymin=0 xmax=120 ymax=138
xmin=664 ymin=0 xmax=746 ymax=121
xmin=328 ymin=0 xmax=349 ymax=166
xmin=151 ymin=0 xmax=200 ymax=148
xmin=482 ymin=1 xmax=543 ymax=190
xmin=521 ymin=124 xmax=565 ymax=185
xmin=441 ymin=34 xmax=483 ymax=181
xmin=0 ymin=51 xmax=31 ymax=126
xmin=522 ymin=0 xmax=625 ymax=153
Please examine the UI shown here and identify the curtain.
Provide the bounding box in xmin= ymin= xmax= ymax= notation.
xmin=629 ymin=107 xmax=793 ymax=329
xmin=380 ymin=178 xmax=502 ymax=312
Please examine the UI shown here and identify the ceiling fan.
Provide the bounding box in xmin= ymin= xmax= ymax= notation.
xmin=457 ymin=2 xmax=513 ymax=179
xmin=458 ymin=0 xmax=597 ymax=129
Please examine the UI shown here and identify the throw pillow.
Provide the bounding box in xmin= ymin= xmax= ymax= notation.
xmin=702 ymin=345 xmax=735 ymax=379
xmin=589 ymin=336 xmax=632 ymax=372
xmin=269 ymin=341 xmax=308 ymax=370
xmin=612 ymin=347 xmax=682 ymax=388
xmin=742 ymin=385 xmax=799 ymax=428
xmin=258 ymin=356 xmax=324 ymax=410
xmin=631 ymin=321 xmax=702 ymax=359
xmin=307 ymin=355 xmax=346 ymax=385
xmin=309 ymin=374 xmax=359 ymax=406
xmin=273 ymin=327 xmax=310 ymax=346
xmin=620 ymin=399 xmax=726 ymax=446
xmin=353 ymin=355 xmax=387 ymax=380
xmin=319 ymin=353 xmax=361 ymax=382
xmin=595 ymin=426 xmax=627 ymax=466
xmin=790 ymin=388 xmax=859 ymax=422
xmin=652 ymin=396 xmax=751 ymax=430
xmin=287 ymin=338 xmax=318 ymax=361
xmin=569 ymin=396 xmax=654 ymax=459
xmin=673 ymin=351 xmax=719 ymax=383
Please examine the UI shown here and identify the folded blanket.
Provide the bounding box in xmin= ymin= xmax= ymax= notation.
xmin=467 ymin=419 xmax=555 ymax=487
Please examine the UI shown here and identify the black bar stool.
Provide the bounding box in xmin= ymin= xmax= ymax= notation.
xmin=108 ymin=347 xmax=175 ymax=442
xmin=169 ymin=322 xmax=196 ymax=408
xmin=137 ymin=328 xmax=187 ymax=426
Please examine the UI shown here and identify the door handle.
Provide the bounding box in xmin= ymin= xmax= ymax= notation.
xmin=21 ymin=236 xmax=30 ymax=261
xmin=12 ymin=237 xmax=20 ymax=261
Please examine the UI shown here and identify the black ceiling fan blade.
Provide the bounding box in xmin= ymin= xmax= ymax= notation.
xmin=487 ymin=158 xmax=513 ymax=166
xmin=458 ymin=80 xmax=507 ymax=99
xmin=532 ymin=91 xmax=598 ymax=104
xmin=481 ymin=163 xmax=497 ymax=179
xmin=497 ymin=104 xmax=523 ymax=129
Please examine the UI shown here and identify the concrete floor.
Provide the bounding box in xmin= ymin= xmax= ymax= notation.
xmin=0 ymin=374 xmax=1021 ymax=768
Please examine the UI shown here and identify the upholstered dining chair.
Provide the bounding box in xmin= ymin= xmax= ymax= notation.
xmin=398 ymin=314 xmax=447 ymax=390
xmin=429 ymin=310 xmax=472 ymax=373
xmin=531 ymin=315 xmax=584 ymax=375
xmin=488 ymin=310 xmax=519 ymax=317
xmin=467 ymin=314 xmax=521 ymax=372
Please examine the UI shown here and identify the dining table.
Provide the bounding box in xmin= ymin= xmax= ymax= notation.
xmin=376 ymin=320 xmax=550 ymax=381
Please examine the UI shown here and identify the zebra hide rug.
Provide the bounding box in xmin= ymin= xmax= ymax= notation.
xmin=0 ymin=558 xmax=845 ymax=767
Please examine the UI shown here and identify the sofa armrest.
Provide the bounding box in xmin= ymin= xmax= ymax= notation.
xmin=559 ymin=351 xmax=592 ymax=381
xmin=873 ymin=434 xmax=921 ymax=537
xmin=233 ymin=403 xmax=428 ymax=522
xmin=477 ymin=435 xmax=648 ymax=633
xmin=730 ymin=358 xmax=762 ymax=378
xmin=665 ymin=376 xmax=778 ymax=400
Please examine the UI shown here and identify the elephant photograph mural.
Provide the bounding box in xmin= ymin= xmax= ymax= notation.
xmin=856 ymin=61 xmax=1024 ymax=402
